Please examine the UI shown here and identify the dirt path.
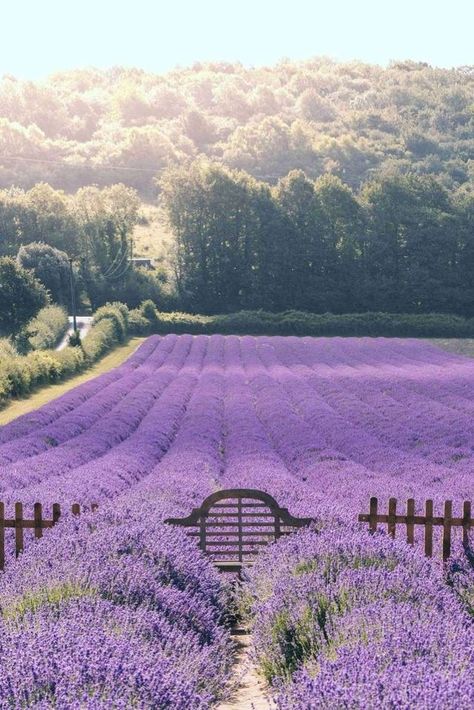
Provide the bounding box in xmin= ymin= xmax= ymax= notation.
xmin=218 ymin=633 xmax=275 ymax=710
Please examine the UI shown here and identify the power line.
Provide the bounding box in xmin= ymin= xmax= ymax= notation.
xmin=1 ymin=154 xmax=284 ymax=180
xmin=1 ymin=154 xmax=161 ymax=174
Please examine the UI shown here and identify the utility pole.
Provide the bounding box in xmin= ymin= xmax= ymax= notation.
xmin=68 ymin=257 xmax=77 ymax=332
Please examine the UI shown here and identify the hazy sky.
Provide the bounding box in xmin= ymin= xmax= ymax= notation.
xmin=1 ymin=0 xmax=472 ymax=79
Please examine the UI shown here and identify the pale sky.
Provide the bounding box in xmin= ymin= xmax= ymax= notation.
xmin=1 ymin=0 xmax=473 ymax=79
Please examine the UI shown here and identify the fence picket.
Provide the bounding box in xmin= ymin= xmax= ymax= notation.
xmin=425 ymin=499 xmax=434 ymax=557
xmin=15 ymin=502 xmax=24 ymax=558
xmin=388 ymin=498 xmax=397 ymax=538
xmin=463 ymin=501 xmax=471 ymax=548
xmin=34 ymin=502 xmax=43 ymax=540
xmin=369 ymin=497 xmax=378 ymax=532
xmin=443 ymin=500 xmax=453 ymax=561
xmin=406 ymin=498 xmax=415 ymax=545
xmin=52 ymin=503 xmax=61 ymax=525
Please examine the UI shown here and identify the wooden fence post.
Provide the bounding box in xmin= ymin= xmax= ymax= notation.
xmin=424 ymin=499 xmax=433 ymax=557
xmin=406 ymin=498 xmax=415 ymax=545
xmin=0 ymin=502 xmax=4 ymax=572
xmin=369 ymin=497 xmax=378 ymax=532
xmin=463 ymin=501 xmax=471 ymax=549
xmin=71 ymin=503 xmax=80 ymax=516
xmin=34 ymin=502 xmax=43 ymax=540
xmin=52 ymin=503 xmax=61 ymax=524
xmin=388 ymin=498 xmax=397 ymax=538
xmin=443 ymin=500 xmax=453 ymax=562
xmin=15 ymin=502 xmax=24 ymax=558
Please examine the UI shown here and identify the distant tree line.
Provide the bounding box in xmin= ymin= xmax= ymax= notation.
xmin=161 ymin=162 xmax=474 ymax=316
xmin=0 ymin=182 xmax=166 ymax=328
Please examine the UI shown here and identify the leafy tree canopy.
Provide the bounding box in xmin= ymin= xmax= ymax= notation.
xmin=0 ymin=256 xmax=49 ymax=335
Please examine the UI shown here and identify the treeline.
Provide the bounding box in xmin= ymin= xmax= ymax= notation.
xmin=161 ymin=162 xmax=474 ymax=316
xmin=0 ymin=59 xmax=473 ymax=196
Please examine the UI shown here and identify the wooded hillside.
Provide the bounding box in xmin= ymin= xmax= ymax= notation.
xmin=1 ymin=58 xmax=473 ymax=195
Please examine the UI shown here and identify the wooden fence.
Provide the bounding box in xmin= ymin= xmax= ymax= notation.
xmin=0 ymin=502 xmax=97 ymax=571
xmin=1 ymin=496 xmax=472 ymax=573
xmin=358 ymin=497 xmax=473 ymax=560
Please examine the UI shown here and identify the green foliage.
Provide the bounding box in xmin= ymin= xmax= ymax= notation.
xmin=1 ymin=60 xmax=473 ymax=195
xmin=128 ymin=309 xmax=151 ymax=335
xmin=27 ymin=305 xmax=69 ymax=350
xmin=92 ymin=302 xmax=128 ymax=342
xmin=161 ymin=163 xmax=474 ymax=316
xmin=0 ymin=257 xmax=49 ymax=336
xmin=1 ymin=60 xmax=474 ymax=316
xmin=17 ymin=242 xmax=71 ymax=306
xmin=2 ymin=582 xmax=96 ymax=621
xmin=112 ymin=267 xmax=166 ymax=309
xmin=140 ymin=299 xmax=158 ymax=322
xmin=0 ymin=183 xmax=143 ymax=312
xmin=0 ymin=302 xmax=130 ymax=408
xmin=128 ymin=307 xmax=474 ymax=338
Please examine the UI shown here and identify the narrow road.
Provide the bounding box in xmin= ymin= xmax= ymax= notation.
xmin=56 ymin=316 xmax=93 ymax=351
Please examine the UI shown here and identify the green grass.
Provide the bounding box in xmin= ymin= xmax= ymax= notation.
xmin=0 ymin=337 xmax=145 ymax=426
xmin=2 ymin=582 xmax=96 ymax=621
xmin=430 ymin=338 xmax=474 ymax=358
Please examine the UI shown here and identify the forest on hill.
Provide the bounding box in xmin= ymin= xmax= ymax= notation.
xmin=1 ymin=58 xmax=474 ymax=317
xmin=1 ymin=58 xmax=473 ymax=195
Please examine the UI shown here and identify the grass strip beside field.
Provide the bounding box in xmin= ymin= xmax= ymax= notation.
xmin=0 ymin=337 xmax=146 ymax=426
xmin=430 ymin=338 xmax=474 ymax=358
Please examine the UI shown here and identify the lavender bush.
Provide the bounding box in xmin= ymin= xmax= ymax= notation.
xmin=0 ymin=502 xmax=233 ymax=707
xmin=245 ymin=527 xmax=474 ymax=708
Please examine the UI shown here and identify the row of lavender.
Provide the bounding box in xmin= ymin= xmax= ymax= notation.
xmin=0 ymin=334 xmax=473 ymax=706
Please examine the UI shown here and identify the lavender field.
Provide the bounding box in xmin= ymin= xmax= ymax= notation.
xmin=0 ymin=334 xmax=473 ymax=708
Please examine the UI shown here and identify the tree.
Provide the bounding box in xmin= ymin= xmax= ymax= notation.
xmin=297 ymin=89 xmax=336 ymax=122
xmin=73 ymin=184 xmax=140 ymax=309
xmin=274 ymin=171 xmax=328 ymax=311
xmin=314 ymin=175 xmax=365 ymax=312
xmin=0 ymin=257 xmax=49 ymax=335
xmin=17 ymin=242 xmax=71 ymax=305
xmin=362 ymin=174 xmax=455 ymax=313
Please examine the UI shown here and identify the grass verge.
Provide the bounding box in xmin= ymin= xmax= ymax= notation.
xmin=0 ymin=337 xmax=145 ymax=426
xmin=430 ymin=338 xmax=474 ymax=358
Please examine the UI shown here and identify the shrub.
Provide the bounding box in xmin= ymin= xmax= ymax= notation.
xmin=0 ymin=302 xmax=130 ymax=408
xmin=27 ymin=305 xmax=69 ymax=350
xmin=93 ymin=302 xmax=129 ymax=342
xmin=128 ymin=308 xmax=151 ymax=335
xmin=0 ymin=256 xmax=49 ymax=336
xmin=245 ymin=526 xmax=474 ymax=706
xmin=140 ymin=299 xmax=158 ymax=322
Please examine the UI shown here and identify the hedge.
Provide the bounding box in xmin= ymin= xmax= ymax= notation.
xmin=0 ymin=303 xmax=130 ymax=408
xmin=128 ymin=306 xmax=474 ymax=338
xmin=28 ymin=305 xmax=69 ymax=350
